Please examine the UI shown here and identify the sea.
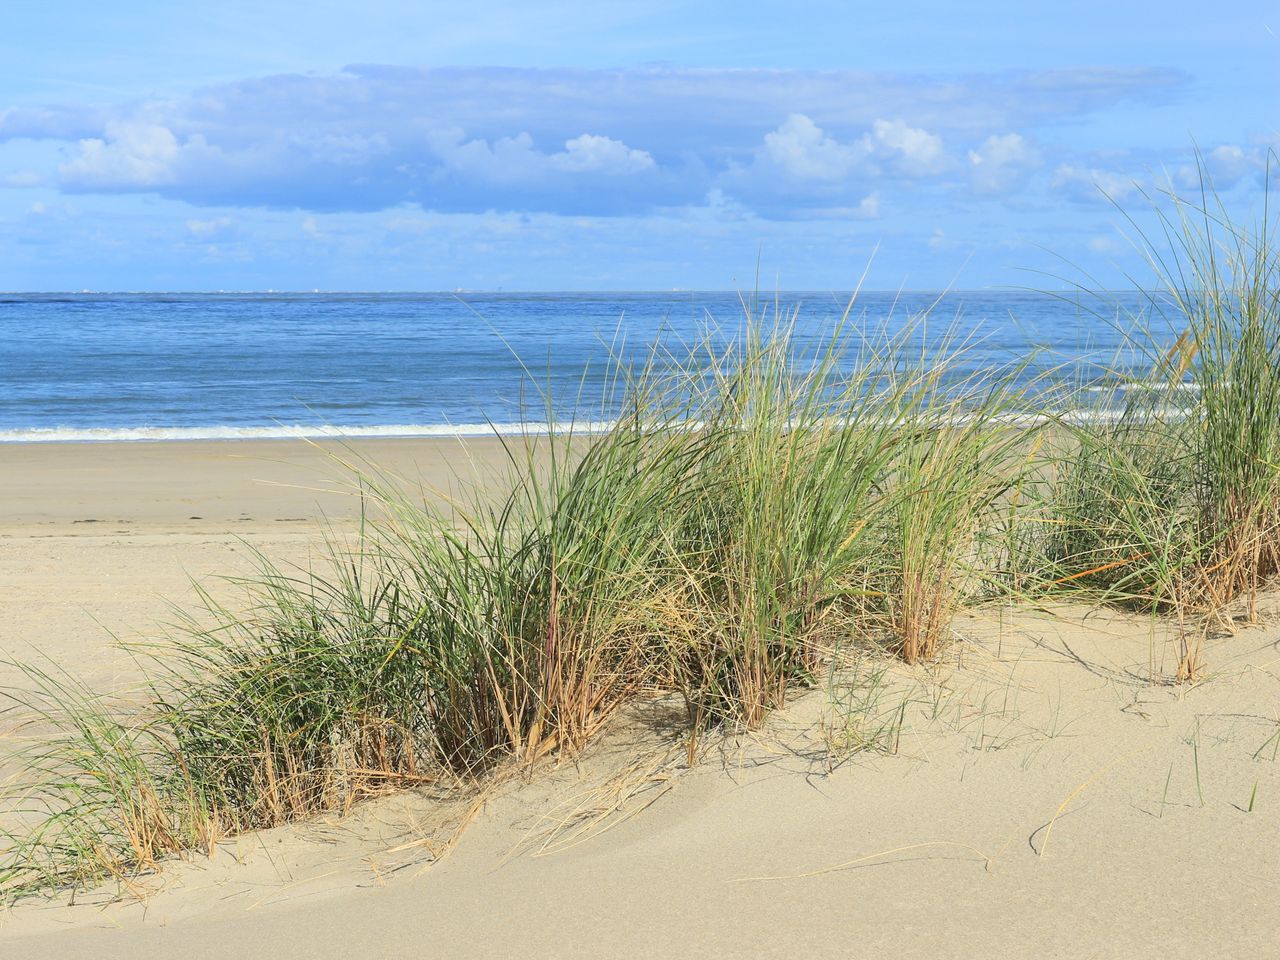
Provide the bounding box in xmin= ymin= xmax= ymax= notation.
xmin=0 ymin=290 xmax=1169 ymax=442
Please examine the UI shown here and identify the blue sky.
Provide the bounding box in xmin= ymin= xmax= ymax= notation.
xmin=1 ymin=2 xmax=1276 ymax=291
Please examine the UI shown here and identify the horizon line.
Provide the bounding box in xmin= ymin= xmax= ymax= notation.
xmin=1 ymin=286 xmax=1106 ymax=296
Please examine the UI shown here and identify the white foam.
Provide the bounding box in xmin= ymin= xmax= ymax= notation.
xmin=0 ymin=408 xmax=1185 ymax=443
xmin=1082 ymin=380 xmax=1203 ymax=394
xmin=0 ymin=422 xmax=616 ymax=443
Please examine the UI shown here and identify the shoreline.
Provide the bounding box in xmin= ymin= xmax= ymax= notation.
xmin=0 ymin=395 xmax=1195 ymax=448
xmin=0 ymin=424 xmax=601 ymax=445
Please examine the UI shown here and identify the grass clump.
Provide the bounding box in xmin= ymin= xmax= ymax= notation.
xmin=1033 ymin=167 xmax=1280 ymax=675
xmin=0 ymin=665 xmax=223 ymax=895
xmin=656 ymin=310 xmax=899 ymax=729
xmin=648 ymin=302 xmax=1034 ymax=725
xmin=2 ymin=295 xmax=1029 ymax=899
xmin=881 ymin=357 xmax=1035 ymax=663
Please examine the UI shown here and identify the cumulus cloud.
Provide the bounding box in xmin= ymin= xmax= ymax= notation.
xmin=1171 ymin=143 xmax=1272 ymax=190
xmin=1051 ymin=164 xmax=1143 ymax=204
xmin=968 ymin=133 xmax=1041 ymax=194
xmin=866 ymin=119 xmax=946 ymax=176
xmin=425 ymin=129 xmax=653 ymax=180
xmin=764 ymin=115 xmax=864 ymax=180
xmin=54 ymin=119 xmax=667 ymax=215
xmin=1204 ymin=145 xmax=1256 ymax=182
xmin=1051 ymin=140 xmax=1276 ymax=207
xmin=1 ymin=64 xmax=1188 ymax=217
xmin=551 ymin=134 xmax=654 ymax=174
xmin=761 ymin=115 xmax=945 ymax=182
xmin=719 ymin=115 xmax=944 ymax=218
xmin=61 ymin=122 xmax=185 ymax=188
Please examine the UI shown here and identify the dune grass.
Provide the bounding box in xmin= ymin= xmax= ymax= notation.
xmin=1 ymin=296 xmax=1033 ymax=898
xmin=1030 ymin=169 xmax=1280 ymax=676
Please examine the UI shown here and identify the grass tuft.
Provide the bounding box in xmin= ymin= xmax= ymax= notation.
xmin=1027 ymin=161 xmax=1280 ymax=677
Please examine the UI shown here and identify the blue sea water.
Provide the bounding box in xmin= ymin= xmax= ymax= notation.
xmin=0 ymin=290 xmax=1161 ymax=442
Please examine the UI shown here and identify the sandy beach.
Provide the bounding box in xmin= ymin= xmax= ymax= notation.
xmin=5 ymin=2 xmax=1275 ymax=955
xmin=0 ymin=437 xmax=519 ymax=690
xmin=1 ymin=438 xmax=1277 ymax=958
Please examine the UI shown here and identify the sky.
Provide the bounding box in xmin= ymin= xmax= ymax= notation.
xmin=0 ymin=2 xmax=1276 ymax=291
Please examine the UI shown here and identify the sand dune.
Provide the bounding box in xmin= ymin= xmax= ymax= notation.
xmin=2 ymin=440 xmax=1278 ymax=958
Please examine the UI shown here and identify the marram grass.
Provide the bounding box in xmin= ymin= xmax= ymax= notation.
xmin=1030 ymin=163 xmax=1280 ymax=676
xmin=1 ymin=296 xmax=1031 ymax=898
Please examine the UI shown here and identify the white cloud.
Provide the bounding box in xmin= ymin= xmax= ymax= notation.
xmin=2 ymin=63 xmax=1218 ymax=220
xmin=60 ymin=122 xmax=186 ymax=188
xmin=1051 ymin=164 xmax=1142 ymax=204
xmin=764 ymin=114 xmax=866 ymax=180
xmin=1206 ymin=144 xmax=1253 ymax=180
xmin=968 ymin=133 xmax=1041 ymax=194
xmin=550 ymin=134 xmax=654 ymax=174
xmin=761 ymin=114 xmax=946 ymax=182
xmin=1172 ymin=143 xmax=1268 ymax=190
xmin=865 ymin=119 xmax=946 ymax=176
xmin=696 ymin=187 xmax=752 ymax=221
xmin=715 ymin=115 xmax=953 ymax=219
xmin=427 ymin=128 xmax=655 ymax=182
xmin=855 ymin=192 xmax=880 ymax=218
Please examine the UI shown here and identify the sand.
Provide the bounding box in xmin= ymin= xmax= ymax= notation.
xmin=0 ymin=437 xmax=516 ymax=690
xmin=2 ymin=439 xmax=1278 ymax=958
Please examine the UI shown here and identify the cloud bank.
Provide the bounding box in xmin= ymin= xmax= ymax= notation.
xmin=0 ymin=64 xmax=1199 ymax=217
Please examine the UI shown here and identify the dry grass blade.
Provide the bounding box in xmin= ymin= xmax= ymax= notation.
xmin=729 ymin=840 xmax=994 ymax=882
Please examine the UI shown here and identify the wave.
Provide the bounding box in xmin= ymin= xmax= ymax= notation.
xmin=0 ymin=407 xmax=1180 ymax=443
xmin=0 ymin=422 xmax=616 ymax=443
xmin=1081 ymin=380 xmax=1203 ymax=394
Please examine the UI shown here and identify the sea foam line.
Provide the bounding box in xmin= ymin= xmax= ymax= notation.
xmin=0 ymin=406 xmax=1179 ymax=443
xmin=0 ymin=422 xmax=616 ymax=443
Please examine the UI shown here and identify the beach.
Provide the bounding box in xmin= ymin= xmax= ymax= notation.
xmin=2 ymin=437 xmax=1278 ymax=958
xmin=4 ymin=4 xmax=1275 ymax=955
xmin=0 ymin=438 xmax=520 ymax=692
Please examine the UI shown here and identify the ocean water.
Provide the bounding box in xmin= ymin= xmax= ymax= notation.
xmin=0 ymin=291 xmax=1162 ymax=442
